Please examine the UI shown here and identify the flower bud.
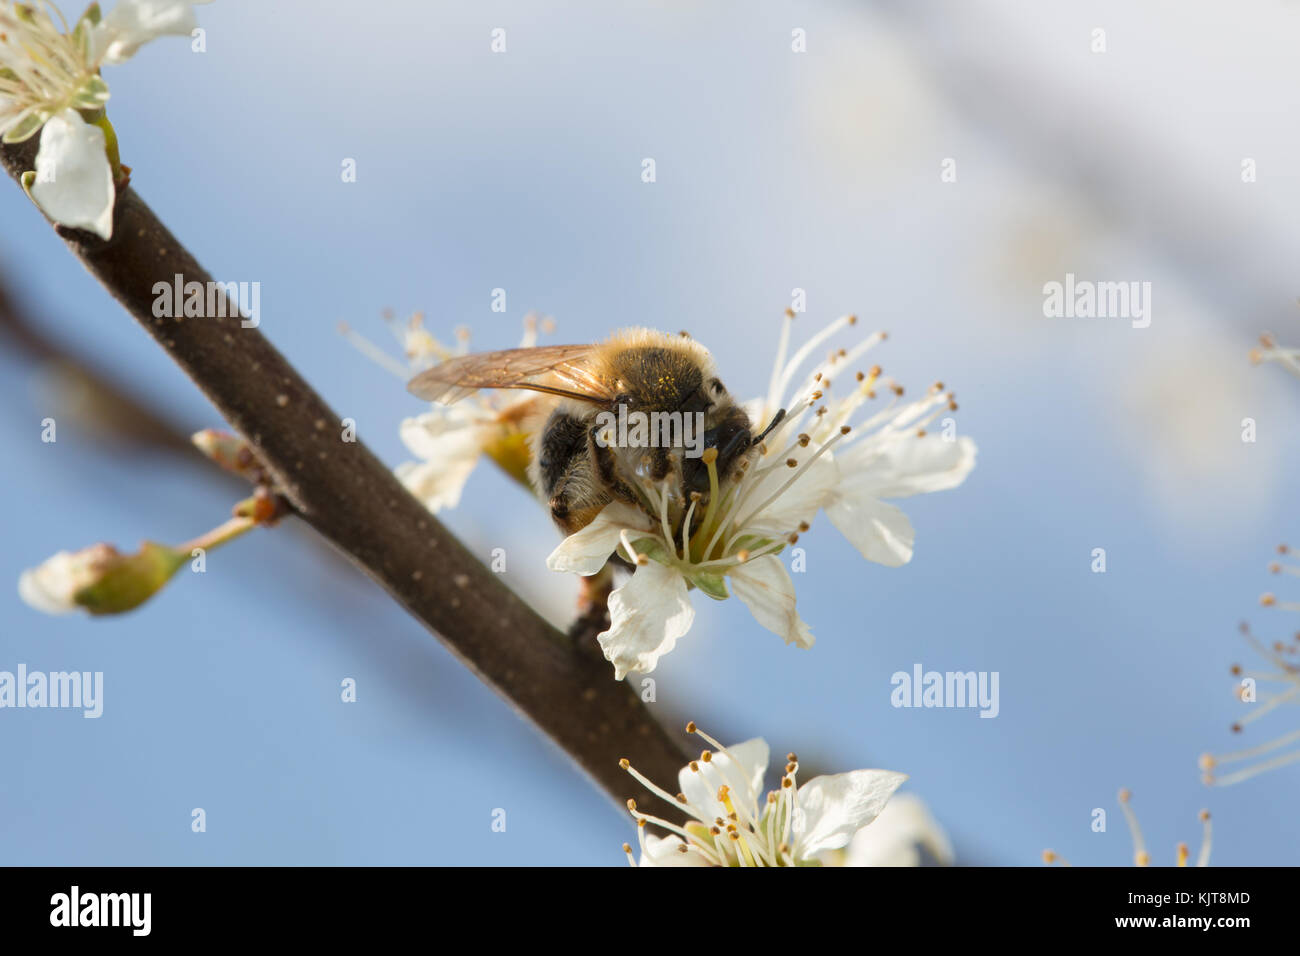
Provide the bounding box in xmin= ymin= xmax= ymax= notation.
xmin=18 ymin=541 xmax=186 ymax=616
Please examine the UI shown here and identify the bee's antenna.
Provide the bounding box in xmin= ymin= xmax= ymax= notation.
xmin=755 ymin=408 xmax=787 ymax=444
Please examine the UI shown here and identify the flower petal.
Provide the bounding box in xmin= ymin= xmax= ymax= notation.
xmin=394 ymin=410 xmax=495 ymax=511
xmin=740 ymin=452 xmax=838 ymax=536
xmin=597 ymin=561 xmax=693 ymax=679
xmin=729 ymin=554 xmax=813 ymax=648
xmin=837 ymin=435 xmax=977 ymax=500
xmin=398 ymin=408 xmax=491 ymax=461
xmin=824 ymin=491 xmax=915 ymax=567
xmin=677 ymin=737 xmax=770 ymax=820
xmin=639 ymin=833 xmax=712 ymax=867
xmin=395 ymin=458 xmax=478 ymax=513
xmin=794 ymin=768 xmax=908 ymax=858
xmin=836 ymin=793 xmax=955 ymax=867
xmin=17 ymin=550 xmax=83 ymax=614
xmin=546 ymin=501 xmax=652 ymax=575
xmin=29 ymin=110 xmax=115 ymax=240
xmin=96 ymin=0 xmax=210 ymax=64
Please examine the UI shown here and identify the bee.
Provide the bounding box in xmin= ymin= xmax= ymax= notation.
xmin=408 ymin=328 xmax=785 ymax=535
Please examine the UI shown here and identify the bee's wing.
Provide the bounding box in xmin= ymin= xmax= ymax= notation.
xmin=407 ymin=344 xmax=614 ymax=405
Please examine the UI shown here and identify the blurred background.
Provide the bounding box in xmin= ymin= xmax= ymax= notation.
xmin=2 ymin=0 xmax=1299 ymax=865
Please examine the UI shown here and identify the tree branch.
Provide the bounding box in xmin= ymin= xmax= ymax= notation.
xmin=1 ymin=139 xmax=688 ymax=813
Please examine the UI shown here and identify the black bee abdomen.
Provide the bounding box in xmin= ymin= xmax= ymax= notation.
xmin=537 ymin=410 xmax=589 ymax=495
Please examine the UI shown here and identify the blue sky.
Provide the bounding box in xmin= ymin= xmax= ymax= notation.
xmin=2 ymin=0 xmax=1299 ymax=865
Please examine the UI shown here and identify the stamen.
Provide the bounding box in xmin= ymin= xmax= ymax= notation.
xmin=729 ymin=425 xmax=851 ymax=533
xmin=1196 ymin=810 xmax=1212 ymax=867
xmin=765 ymin=310 xmax=796 ymax=411
xmin=681 ymin=492 xmax=700 ymax=560
xmin=620 ymin=757 xmax=711 ymax=823
xmin=1117 ymin=789 xmax=1149 ymax=866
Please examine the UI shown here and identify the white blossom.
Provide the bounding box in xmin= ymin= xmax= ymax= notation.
xmin=351 ymin=312 xmax=550 ymax=513
xmin=621 ymin=724 xmax=907 ymax=867
xmin=548 ymin=311 xmax=977 ymax=679
xmin=0 ymin=0 xmax=210 ymax=236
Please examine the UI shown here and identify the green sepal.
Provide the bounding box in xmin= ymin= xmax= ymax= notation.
xmin=2 ymin=108 xmax=47 ymax=144
xmin=687 ymin=570 xmax=729 ymax=601
xmin=71 ymin=75 xmax=110 ymax=109
xmin=630 ymin=536 xmax=671 ymax=565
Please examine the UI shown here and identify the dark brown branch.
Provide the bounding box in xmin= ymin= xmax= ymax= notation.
xmin=1 ymin=139 xmax=688 ymax=813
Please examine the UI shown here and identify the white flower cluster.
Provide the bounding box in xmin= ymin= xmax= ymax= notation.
xmin=1 ymin=0 xmax=210 ymax=237
xmin=546 ymin=313 xmax=976 ymax=679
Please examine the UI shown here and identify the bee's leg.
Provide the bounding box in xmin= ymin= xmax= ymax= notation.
xmin=567 ymin=564 xmax=616 ymax=658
